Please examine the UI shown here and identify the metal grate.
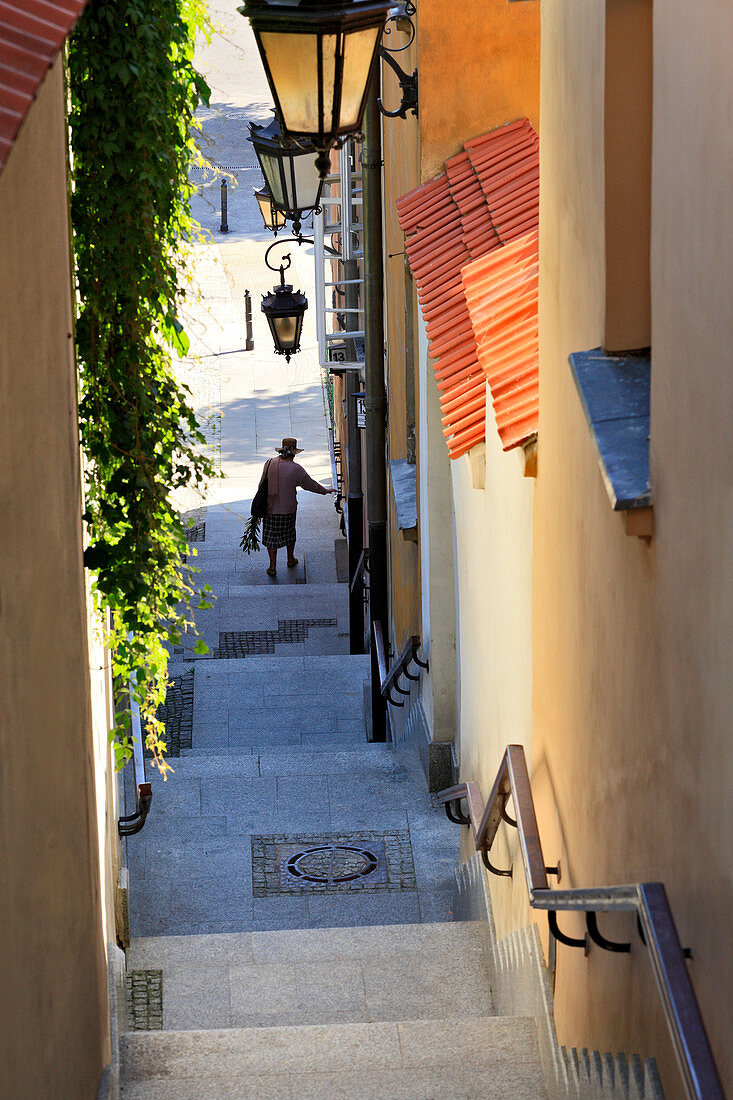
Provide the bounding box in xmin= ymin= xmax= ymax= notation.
xmin=216 ymin=619 xmax=337 ymax=658
xmin=252 ymin=831 xmax=416 ymax=896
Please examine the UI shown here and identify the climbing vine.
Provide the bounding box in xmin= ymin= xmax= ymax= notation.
xmin=68 ymin=0 xmax=215 ymax=771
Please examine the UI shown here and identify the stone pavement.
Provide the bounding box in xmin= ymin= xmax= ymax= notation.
xmin=121 ymin=0 xmax=458 ymax=942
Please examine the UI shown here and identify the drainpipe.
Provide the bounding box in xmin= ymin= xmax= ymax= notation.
xmin=343 ymin=257 xmax=365 ymax=654
xmin=362 ymin=80 xmax=388 ymax=742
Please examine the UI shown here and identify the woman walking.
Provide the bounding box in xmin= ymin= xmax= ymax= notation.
xmin=260 ymin=437 xmax=333 ymax=576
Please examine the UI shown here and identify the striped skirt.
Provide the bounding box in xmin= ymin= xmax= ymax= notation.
xmin=262 ymin=511 xmax=297 ymax=549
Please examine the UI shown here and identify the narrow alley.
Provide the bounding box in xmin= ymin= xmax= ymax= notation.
xmin=4 ymin=0 xmax=730 ymax=1095
xmin=115 ymin=7 xmax=547 ymax=1096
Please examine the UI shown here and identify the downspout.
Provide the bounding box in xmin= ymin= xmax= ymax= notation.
xmin=343 ymin=257 xmax=365 ymax=654
xmin=362 ymin=78 xmax=388 ymax=741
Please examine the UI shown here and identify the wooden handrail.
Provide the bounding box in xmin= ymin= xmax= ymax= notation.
xmin=438 ymin=746 xmax=725 ymax=1100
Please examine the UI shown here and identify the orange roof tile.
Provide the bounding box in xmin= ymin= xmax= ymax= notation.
xmin=397 ymin=119 xmax=539 ymax=459
xmin=462 ymin=230 xmax=539 ymax=450
xmin=399 ymin=171 xmax=488 ymax=459
xmin=0 ymin=0 xmax=88 ymax=174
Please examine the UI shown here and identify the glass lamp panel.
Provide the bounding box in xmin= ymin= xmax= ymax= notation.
xmin=292 ymin=149 xmax=323 ymax=210
xmin=259 ymin=31 xmax=336 ymax=135
xmin=255 ymin=189 xmax=272 ymax=228
xmin=273 ymin=313 xmax=299 ymax=349
xmin=259 ymin=151 xmax=286 ymax=207
xmin=339 ymin=26 xmax=381 ymax=129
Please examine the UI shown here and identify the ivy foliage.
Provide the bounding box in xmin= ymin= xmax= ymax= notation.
xmin=68 ymin=0 xmax=215 ymax=771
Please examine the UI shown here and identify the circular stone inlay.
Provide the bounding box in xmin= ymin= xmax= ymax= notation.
xmin=284 ymin=845 xmax=380 ymax=884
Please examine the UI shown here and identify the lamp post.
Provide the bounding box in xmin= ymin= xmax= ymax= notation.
xmin=261 ymin=240 xmax=309 ymax=362
xmin=239 ymin=0 xmax=391 ymax=177
xmin=249 ymin=117 xmax=325 ymax=234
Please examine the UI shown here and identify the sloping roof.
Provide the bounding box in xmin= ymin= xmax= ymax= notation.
xmin=396 ymin=118 xmax=539 ymax=460
xmin=463 ymin=230 xmax=539 ymax=450
xmin=397 ymin=169 xmax=493 ymax=459
xmin=0 ymin=0 xmax=88 ymax=174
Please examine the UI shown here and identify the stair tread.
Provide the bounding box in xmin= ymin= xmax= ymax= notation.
xmin=130 ymin=920 xmax=488 ymax=967
xmin=163 ymin=747 xmax=404 ymax=778
xmin=121 ymin=1016 xmax=546 ymax=1092
xmin=126 ymin=922 xmax=494 ymax=1032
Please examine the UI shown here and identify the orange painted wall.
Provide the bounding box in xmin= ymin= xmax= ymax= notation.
xmin=418 ymin=0 xmax=540 ymax=182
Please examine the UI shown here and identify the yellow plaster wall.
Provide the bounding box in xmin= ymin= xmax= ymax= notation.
xmin=451 ymin=427 xmax=535 ymax=940
xmin=534 ymin=0 xmax=733 ymax=1091
xmin=0 ymin=59 xmax=110 ymax=1097
xmin=418 ymin=0 xmax=540 ymax=182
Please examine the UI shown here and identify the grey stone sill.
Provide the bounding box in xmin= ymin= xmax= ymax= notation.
xmin=568 ymin=347 xmax=651 ymax=510
xmin=390 ymin=459 xmax=417 ymax=539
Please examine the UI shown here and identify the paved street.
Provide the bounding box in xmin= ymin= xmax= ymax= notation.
xmin=122 ymin=1 xmax=458 ymax=942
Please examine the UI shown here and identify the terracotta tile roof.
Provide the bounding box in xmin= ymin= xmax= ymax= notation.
xmin=0 ymin=0 xmax=88 ymax=174
xmin=462 ymin=230 xmax=539 ymax=450
xmin=396 ymin=119 xmax=538 ymax=459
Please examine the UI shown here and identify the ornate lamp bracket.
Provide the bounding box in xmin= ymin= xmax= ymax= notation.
xmin=378 ymin=2 xmax=418 ymax=119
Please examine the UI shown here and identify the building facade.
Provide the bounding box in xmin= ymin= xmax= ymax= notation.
xmin=370 ymin=0 xmax=733 ymax=1093
xmin=0 ymin=8 xmax=120 ymax=1096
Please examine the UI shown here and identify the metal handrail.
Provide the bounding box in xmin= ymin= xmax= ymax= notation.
xmin=118 ymin=676 xmax=152 ymax=837
xmin=350 ymin=546 xmax=370 ymax=596
xmin=372 ymin=626 xmax=428 ymax=707
xmin=438 ymin=745 xmax=724 ymax=1100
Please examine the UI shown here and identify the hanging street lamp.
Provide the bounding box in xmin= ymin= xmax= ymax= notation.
xmin=261 ymin=240 xmax=309 ymax=361
xmin=249 ymin=117 xmax=324 ymax=235
xmin=238 ymin=0 xmax=391 ymax=177
xmin=253 ymin=185 xmax=288 ymax=235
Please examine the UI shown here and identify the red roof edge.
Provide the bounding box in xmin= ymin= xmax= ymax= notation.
xmin=0 ymin=0 xmax=89 ymax=176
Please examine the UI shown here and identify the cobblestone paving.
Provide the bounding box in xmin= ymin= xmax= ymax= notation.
xmin=216 ymin=619 xmax=338 ymax=657
xmin=155 ymin=668 xmax=194 ymax=757
xmin=186 ymin=508 xmax=207 ymax=544
xmin=126 ymin=970 xmax=163 ymax=1030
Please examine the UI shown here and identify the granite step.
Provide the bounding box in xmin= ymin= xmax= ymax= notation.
xmin=120 ymin=1016 xmax=547 ymax=1099
xmin=127 ymin=922 xmax=493 ymax=1032
xmin=162 ymin=746 xmax=407 ymax=779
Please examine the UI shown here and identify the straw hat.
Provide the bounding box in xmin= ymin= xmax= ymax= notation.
xmin=276 ymin=437 xmax=303 ymax=454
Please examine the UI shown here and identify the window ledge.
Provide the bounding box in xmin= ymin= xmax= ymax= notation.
xmin=568 ymin=348 xmax=651 ymax=512
xmin=390 ymin=459 xmax=417 ymax=541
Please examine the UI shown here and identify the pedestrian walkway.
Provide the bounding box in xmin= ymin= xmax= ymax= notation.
xmin=125 ymin=453 xmax=458 ymax=937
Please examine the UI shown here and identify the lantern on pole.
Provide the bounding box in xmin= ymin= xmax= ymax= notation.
xmin=253 ymin=185 xmax=288 ymax=234
xmin=239 ymin=0 xmax=391 ymax=176
xmin=261 ymin=241 xmax=308 ymax=361
xmin=249 ymin=117 xmax=324 ymax=234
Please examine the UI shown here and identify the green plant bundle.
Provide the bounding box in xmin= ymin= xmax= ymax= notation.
xmin=68 ymin=0 xmax=215 ymax=771
xmin=239 ymin=517 xmax=262 ymax=555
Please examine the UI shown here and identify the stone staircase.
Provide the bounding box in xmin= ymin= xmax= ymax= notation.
xmin=118 ymin=504 xmax=665 ymax=1098
xmin=120 ymin=921 xmax=547 ymax=1099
